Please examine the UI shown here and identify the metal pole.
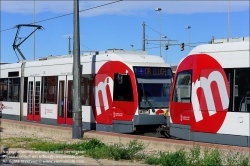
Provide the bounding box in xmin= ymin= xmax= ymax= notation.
xmin=159 ymin=11 xmax=162 ymax=57
xmin=142 ymin=22 xmax=145 ymax=51
xmin=68 ymin=36 xmax=71 ymax=55
xmin=228 ymin=0 xmax=230 ymax=39
xmin=72 ymin=0 xmax=82 ymax=139
xmin=155 ymin=8 xmax=162 ymax=57
xmin=34 ymin=0 xmax=36 ymax=60
xmin=185 ymin=26 xmax=191 ymax=52
xmin=188 ymin=29 xmax=190 ymax=52
xmin=166 ymin=40 xmax=169 ymax=63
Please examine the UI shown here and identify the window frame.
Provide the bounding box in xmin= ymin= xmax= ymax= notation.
xmin=41 ymin=76 xmax=58 ymax=104
xmin=113 ymin=73 xmax=134 ymax=102
xmin=172 ymin=70 xmax=192 ymax=103
xmin=81 ymin=74 xmax=95 ymax=106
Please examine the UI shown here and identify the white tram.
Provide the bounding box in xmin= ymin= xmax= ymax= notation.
xmin=0 ymin=49 xmax=173 ymax=133
xmin=169 ymin=37 xmax=250 ymax=147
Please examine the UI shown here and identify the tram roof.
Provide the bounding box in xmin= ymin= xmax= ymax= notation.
xmin=186 ymin=39 xmax=250 ymax=68
xmin=1 ymin=49 xmax=168 ymax=69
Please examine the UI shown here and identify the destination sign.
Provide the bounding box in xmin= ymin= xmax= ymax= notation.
xmin=134 ymin=67 xmax=171 ymax=78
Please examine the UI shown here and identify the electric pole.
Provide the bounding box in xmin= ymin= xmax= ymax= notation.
xmin=142 ymin=22 xmax=145 ymax=51
xmin=34 ymin=0 xmax=36 ymax=60
xmin=72 ymin=0 xmax=82 ymax=139
xmin=68 ymin=36 xmax=71 ymax=55
xmin=228 ymin=0 xmax=230 ymax=39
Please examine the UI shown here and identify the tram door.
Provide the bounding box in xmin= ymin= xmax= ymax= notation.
xmin=57 ymin=75 xmax=73 ymax=125
xmin=27 ymin=77 xmax=41 ymax=122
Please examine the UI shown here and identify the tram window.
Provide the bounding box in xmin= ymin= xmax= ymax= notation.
xmin=5 ymin=78 xmax=20 ymax=102
xmin=172 ymin=70 xmax=192 ymax=103
xmin=0 ymin=79 xmax=7 ymax=101
xmin=224 ymin=68 xmax=233 ymax=112
xmin=81 ymin=74 xmax=95 ymax=106
xmin=41 ymin=76 xmax=58 ymax=104
xmin=23 ymin=77 xmax=28 ymax=102
xmin=233 ymin=68 xmax=250 ymax=112
xmin=113 ymin=73 xmax=134 ymax=101
xmin=8 ymin=71 xmax=19 ymax=77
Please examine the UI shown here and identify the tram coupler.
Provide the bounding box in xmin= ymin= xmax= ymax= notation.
xmin=156 ymin=125 xmax=171 ymax=138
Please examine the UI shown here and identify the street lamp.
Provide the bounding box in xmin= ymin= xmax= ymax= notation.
xmin=185 ymin=26 xmax=191 ymax=52
xmin=130 ymin=44 xmax=134 ymax=50
xmin=155 ymin=8 xmax=162 ymax=57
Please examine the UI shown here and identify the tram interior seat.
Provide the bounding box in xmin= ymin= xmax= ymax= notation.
xmin=247 ymin=97 xmax=250 ymax=112
xmin=239 ymin=97 xmax=250 ymax=112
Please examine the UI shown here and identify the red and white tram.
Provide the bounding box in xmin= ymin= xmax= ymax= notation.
xmin=0 ymin=49 xmax=173 ymax=133
xmin=169 ymin=37 xmax=250 ymax=147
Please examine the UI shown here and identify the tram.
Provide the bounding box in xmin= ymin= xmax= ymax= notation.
xmin=0 ymin=49 xmax=173 ymax=133
xmin=169 ymin=37 xmax=250 ymax=147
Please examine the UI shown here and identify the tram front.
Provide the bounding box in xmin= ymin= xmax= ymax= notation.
xmin=133 ymin=66 xmax=173 ymax=132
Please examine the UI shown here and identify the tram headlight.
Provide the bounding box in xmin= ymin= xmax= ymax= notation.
xmin=139 ymin=109 xmax=150 ymax=114
xmin=164 ymin=109 xmax=169 ymax=117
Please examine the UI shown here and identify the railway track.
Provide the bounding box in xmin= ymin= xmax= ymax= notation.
xmin=131 ymin=125 xmax=180 ymax=140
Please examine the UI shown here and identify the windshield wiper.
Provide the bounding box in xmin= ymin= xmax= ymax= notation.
xmin=141 ymin=82 xmax=155 ymax=113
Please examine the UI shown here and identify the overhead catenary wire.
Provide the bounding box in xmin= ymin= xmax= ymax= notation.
xmin=145 ymin=24 xmax=210 ymax=45
xmin=145 ymin=24 xmax=170 ymax=40
xmin=135 ymin=46 xmax=161 ymax=50
xmin=145 ymin=25 xmax=162 ymax=36
xmin=80 ymin=43 xmax=94 ymax=51
xmin=0 ymin=0 xmax=122 ymax=33
xmin=147 ymin=41 xmax=211 ymax=45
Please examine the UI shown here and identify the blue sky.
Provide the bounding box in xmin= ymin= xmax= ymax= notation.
xmin=1 ymin=1 xmax=249 ymax=66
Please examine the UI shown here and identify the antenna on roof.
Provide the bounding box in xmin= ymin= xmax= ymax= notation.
xmin=12 ymin=24 xmax=44 ymax=61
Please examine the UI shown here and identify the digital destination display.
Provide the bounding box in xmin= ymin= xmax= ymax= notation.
xmin=134 ymin=67 xmax=171 ymax=78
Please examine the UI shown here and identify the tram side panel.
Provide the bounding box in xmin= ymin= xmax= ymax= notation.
xmin=81 ymin=59 xmax=114 ymax=131
xmin=23 ymin=61 xmax=73 ymax=125
xmin=40 ymin=75 xmax=58 ymax=125
xmin=107 ymin=61 xmax=138 ymax=133
xmin=0 ymin=63 xmax=22 ymax=121
xmin=81 ymin=61 xmax=105 ymax=131
xmin=89 ymin=60 xmax=137 ymax=133
xmin=81 ymin=62 xmax=96 ymax=130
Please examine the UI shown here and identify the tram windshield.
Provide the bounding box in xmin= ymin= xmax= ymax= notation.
xmin=137 ymin=78 xmax=172 ymax=109
xmin=134 ymin=67 xmax=173 ymax=109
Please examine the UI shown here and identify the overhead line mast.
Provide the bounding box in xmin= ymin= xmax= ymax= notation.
xmin=72 ymin=0 xmax=82 ymax=139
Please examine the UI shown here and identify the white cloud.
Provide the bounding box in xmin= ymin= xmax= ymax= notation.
xmin=1 ymin=1 xmax=73 ymax=14
xmin=1 ymin=1 xmax=249 ymax=16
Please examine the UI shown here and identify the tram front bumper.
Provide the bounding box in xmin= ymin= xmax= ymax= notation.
xmin=134 ymin=114 xmax=166 ymax=125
